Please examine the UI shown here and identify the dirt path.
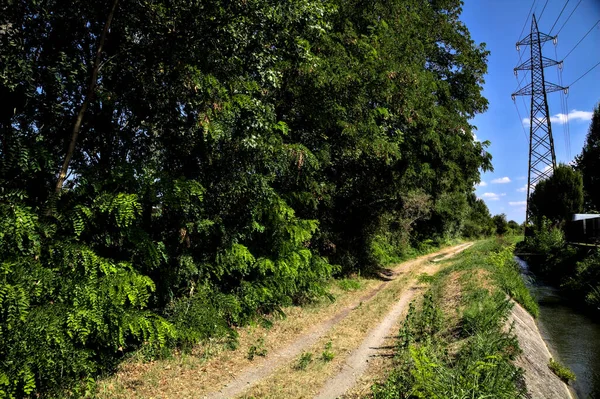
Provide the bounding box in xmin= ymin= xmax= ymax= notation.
xmin=313 ymin=242 xmax=473 ymax=399
xmin=208 ymin=242 xmax=473 ymax=399
xmin=313 ymin=286 xmax=420 ymax=399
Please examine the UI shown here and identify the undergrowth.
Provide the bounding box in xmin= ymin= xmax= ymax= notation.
xmin=548 ymin=358 xmax=576 ymax=383
xmin=371 ymin=238 xmax=530 ymax=398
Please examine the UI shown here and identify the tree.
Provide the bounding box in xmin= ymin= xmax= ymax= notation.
xmin=507 ymin=220 xmax=521 ymax=234
xmin=274 ymin=0 xmax=492 ymax=269
xmin=0 ymin=0 xmax=491 ymax=395
xmin=492 ymin=213 xmax=509 ymax=235
xmin=463 ymin=193 xmax=494 ymax=238
xmin=528 ymin=164 xmax=584 ymax=226
xmin=575 ymin=102 xmax=600 ymax=212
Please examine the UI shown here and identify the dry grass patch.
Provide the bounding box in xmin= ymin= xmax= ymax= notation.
xmin=97 ymin=275 xmax=381 ymax=399
xmin=439 ymin=270 xmax=463 ymax=326
xmin=97 ymin=245 xmax=469 ymax=399
xmin=239 ymin=271 xmax=420 ymax=399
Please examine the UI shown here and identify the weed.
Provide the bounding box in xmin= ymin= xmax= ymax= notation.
xmin=247 ymin=338 xmax=267 ymax=361
xmin=373 ymin=239 xmax=528 ymax=398
xmin=549 ymin=358 xmax=576 ymax=383
xmin=321 ymin=350 xmax=334 ymax=362
xmin=321 ymin=341 xmax=334 ymax=362
xmin=338 ymin=278 xmax=362 ymax=291
xmin=417 ymin=273 xmax=435 ymax=284
xmin=295 ymin=352 xmax=313 ymax=370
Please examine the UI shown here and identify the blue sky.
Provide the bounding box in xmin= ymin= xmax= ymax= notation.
xmin=460 ymin=0 xmax=600 ymax=222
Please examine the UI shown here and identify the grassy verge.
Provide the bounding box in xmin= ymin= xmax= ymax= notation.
xmin=97 ymin=242 xmax=465 ymax=398
xmin=370 ymin=238 xmax=535 ymax=398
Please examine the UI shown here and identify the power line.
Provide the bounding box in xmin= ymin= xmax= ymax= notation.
xmin=516 ymin=1 xmax=537 ymax=69
xmin=519 ymin=0 xmax=537 ymax=40
xmin=556 ymin=0 xmax=584 ymax=36
xmin=565 ymin=93 xmax=572 ymax=160
xmin=549 ymin=0 xmax=571 ymax=35
xmin=563 ymin=20 xmax=600 ymax=61
xmin=513 ymin=100 xmax=530 ymax=144
xmin=515 ymin=1 xmax=536 ymax=118
xmin=555 ymin=45 xmax=571 ymax=160
xmin=538 ymin=0 xmax=550 ymax=23
xmin=568 ymin=60 xmax=600 ymax=87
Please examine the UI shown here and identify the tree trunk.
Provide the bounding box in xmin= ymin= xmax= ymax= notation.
xmin=54 ymin=0 xmax=119 ymax=193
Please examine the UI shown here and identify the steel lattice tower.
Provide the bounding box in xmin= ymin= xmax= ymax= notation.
xmin=512 ymin=14 xmax=567 ymax=224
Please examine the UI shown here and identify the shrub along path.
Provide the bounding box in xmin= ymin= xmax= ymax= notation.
xmin=98 ymin=243 xmax=472 ymax=398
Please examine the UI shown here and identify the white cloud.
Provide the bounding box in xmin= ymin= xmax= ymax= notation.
xmin=481 ymin=192 xmax=506 ymax=201
xmin=491 ymin=177 xmax=511 ymax=184
xmin=509 ymin=201 xmax=527 ymax=206
xmin=522 ymin=109 xmax=593 ymax=126
xmin=517 ymin=184 xmax=528 ymax=192
xmin=476 ymin=181 xmax=487 ymax=187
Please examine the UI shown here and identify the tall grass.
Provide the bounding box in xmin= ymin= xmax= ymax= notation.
xmin=371 ymin=238 xmax=530 ymax=398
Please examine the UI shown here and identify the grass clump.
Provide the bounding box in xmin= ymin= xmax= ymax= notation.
xmin=549 ymin=358 xmax=576 ymax=383
xmin=321 ymin=341 xmax=335 ymax=362
xmin=488 ymin=242 xmax=539 ymax=317
xmin=337 ymin=278 xmax=362 ymax=292
xmin=295 ymin=352 xmax=313 ymax=370
xmin=247 ymin=338 xmax=267 ymax=361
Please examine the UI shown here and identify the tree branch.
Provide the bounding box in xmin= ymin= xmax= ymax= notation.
xmin=54 ymin=0 xmax=119 ymax=193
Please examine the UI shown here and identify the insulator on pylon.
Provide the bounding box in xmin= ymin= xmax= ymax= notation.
xmin=516 ymin=44 xmax=520 ymax=52
xmin=558 ymin=61 xmax=563 ymax=70
xmin=511 ymin=94 xmax=516 ymax=101
xmin=514 ymin=69 xmax=518 ymax=76
xmin=553 ymin=36 xmax=558 ymax=45
xmin=564 ymin=87 xmax=569 ymax=95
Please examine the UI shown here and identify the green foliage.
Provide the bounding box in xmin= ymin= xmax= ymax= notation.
xmin=373 ymin=243 xmax=526 ymax=399
xmin=549 ymin=358 xmax=576 ymax=383
xmin=519 ymin=220 xmax=600 ymax=312
xmin=575 ymin=102 xmax=600 ymax=212
xmin=492 ymin=213 xmax=509 ymax=236
xmin=321 ymin=341 xmax=334 ymax=362
xmin=1 ymin=0 xmax=491 ymax=395
xmin=488 ymin=244 xmax=539 ymax=317
xmin=463 ymin=194 xmax=495 ymax=239
xmin=295 ymin=352 xmax=313 ymax=370
xmin=337 ymin=278 xmax=362 ymax=292
xmin=529 ymin=164 xmax=584 ymax=227
xmin=247 ymin=338 xmax=268 ymax=361
xmin=564 ymin=249 xmax=600 ymax=309
xmin=461 ymin=289 xmax=514 ymax=335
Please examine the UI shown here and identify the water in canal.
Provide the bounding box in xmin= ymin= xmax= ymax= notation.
xmin=516 ymin=257 xmax=600 ymax=399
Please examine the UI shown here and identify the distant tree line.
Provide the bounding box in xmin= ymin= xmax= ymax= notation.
xmin=0 ymin=0 xmax=495 ymax=396
xmin=519 ymin=103 xmax=600 ymax=312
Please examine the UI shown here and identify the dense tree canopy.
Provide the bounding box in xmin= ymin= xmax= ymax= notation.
xmin=575 ymin=102 xmax=600 ymax=212
xmin=528 ymin=164 xmax=584 ymax=226
xmin=0 ymin=0 xmax=492 ymax=396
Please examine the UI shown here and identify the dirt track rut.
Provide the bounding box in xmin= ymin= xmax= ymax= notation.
xmin=207 ymin=242 xmax=473 ymax=399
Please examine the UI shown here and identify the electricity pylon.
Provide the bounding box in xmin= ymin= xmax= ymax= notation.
xmin=512 ymin=14 xmax=568 ymax=225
